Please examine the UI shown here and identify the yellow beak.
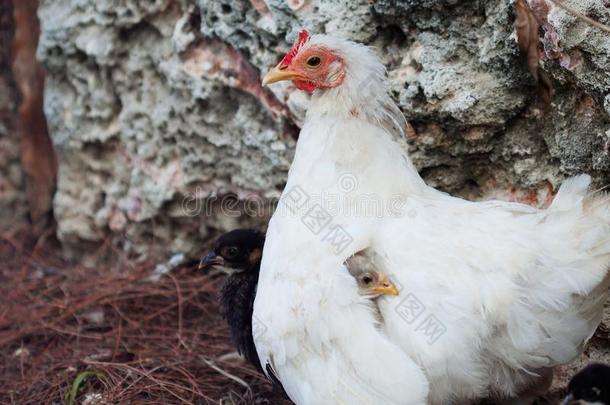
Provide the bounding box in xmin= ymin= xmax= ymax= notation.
xmin=372 ymin=280 xmax=400 ymax=296
xmin=262 ymin=65 xmax=300 ymax=86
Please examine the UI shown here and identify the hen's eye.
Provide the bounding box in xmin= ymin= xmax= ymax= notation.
xmin=223 ymin=246 xmax=239 ymax=259
xmin=306 ymin=56 xmax=321 ymax=67
xmin=362 ymin=276 xmax=373 ymax=285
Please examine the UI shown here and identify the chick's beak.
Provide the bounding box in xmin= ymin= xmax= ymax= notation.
xmin=372 ymin=276 xmax=400 ymax=296
xmin=262 ymin=64 xmax=300 ymax=86
xmin=198 ymin=251 xmax=224 ymax=270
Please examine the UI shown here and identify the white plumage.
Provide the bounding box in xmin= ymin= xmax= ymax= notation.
xmin=253 ymin=33 xmax=610 ymax=405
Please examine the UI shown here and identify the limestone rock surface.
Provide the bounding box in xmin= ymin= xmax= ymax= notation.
xmin=38 ymin=0 xmax=609 ymax=259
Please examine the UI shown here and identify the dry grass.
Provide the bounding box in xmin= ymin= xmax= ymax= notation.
xmin=0 ymin=230 xmax=289 ymax=404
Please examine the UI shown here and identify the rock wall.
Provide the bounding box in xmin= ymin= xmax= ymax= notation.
xmin=0 ymin=0 xmax=26 ymax=232
xmin=37 ymin=0 xmax=610 ymax=260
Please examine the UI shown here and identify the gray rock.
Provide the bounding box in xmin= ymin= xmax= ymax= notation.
xmin=39 ymin=0 xmax=293 ymax=260
xmin=0 ymin=1 xmax=27 ymax=232
xmin=37 ymin=0 xmax=610 ymax=258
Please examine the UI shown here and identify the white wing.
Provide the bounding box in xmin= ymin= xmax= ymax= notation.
xmin=254 ymin=257 xmax=428 ymax=405
xmin=373 ymin=175 xmax=610 ymax=401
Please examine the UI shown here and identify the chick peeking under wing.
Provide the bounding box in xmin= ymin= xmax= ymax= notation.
xmin=345 ymin=250 xmax=399 ymax=323
xmin=199 ymin=230 xmax=400 ymax=372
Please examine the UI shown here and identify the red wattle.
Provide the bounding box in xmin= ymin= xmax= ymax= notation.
xmin=295 ymin=80 xmax=317 ymax=93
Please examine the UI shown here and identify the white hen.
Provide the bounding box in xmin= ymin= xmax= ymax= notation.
xmin=254 ymin=31 xmax=610 ymax=405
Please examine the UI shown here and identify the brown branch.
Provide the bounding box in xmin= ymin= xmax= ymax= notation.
xmin=548 ymin=0 xmax=610 ymax=33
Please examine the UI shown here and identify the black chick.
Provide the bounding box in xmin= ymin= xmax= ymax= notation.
xmin=562 ymin=363 xmax=610 ymax=405
xmin=200 ymin=229 xmax=400 ymax=403
xmin=199 ymin=229 xmax=265 ymax=373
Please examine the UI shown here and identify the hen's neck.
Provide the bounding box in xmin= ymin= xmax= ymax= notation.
xmin=290 ymin=86 xmax=425 ymax=197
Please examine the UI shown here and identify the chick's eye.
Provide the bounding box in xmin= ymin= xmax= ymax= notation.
xmin=306 ymin=56 xmax=321 ymax=67
xmin=224 ymin=246 xmax=239 ymax=259
xmin=362 ymin=276 xmax=373 ymax=285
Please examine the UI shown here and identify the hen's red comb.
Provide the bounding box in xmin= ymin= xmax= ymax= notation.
xmin=280 ymin=30 xmax=310 ymax=66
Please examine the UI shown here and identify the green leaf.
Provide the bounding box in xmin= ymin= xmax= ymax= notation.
xmin=65 ymin=370 xmax=104 ymax=405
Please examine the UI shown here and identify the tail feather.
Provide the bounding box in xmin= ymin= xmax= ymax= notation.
xmin=548 ymin=174 xmax=610 ymax=279
xmin=549 ymin=174 xmax=591 ymax=211
xmin=525 ymin=174 xmax=610 ymax=366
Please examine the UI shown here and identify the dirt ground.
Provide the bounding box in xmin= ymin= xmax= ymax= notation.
xmin=0 ymin=226 xmax=607 ymax=404
xmin=0 ymin=227 xmax=290 ymax=404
